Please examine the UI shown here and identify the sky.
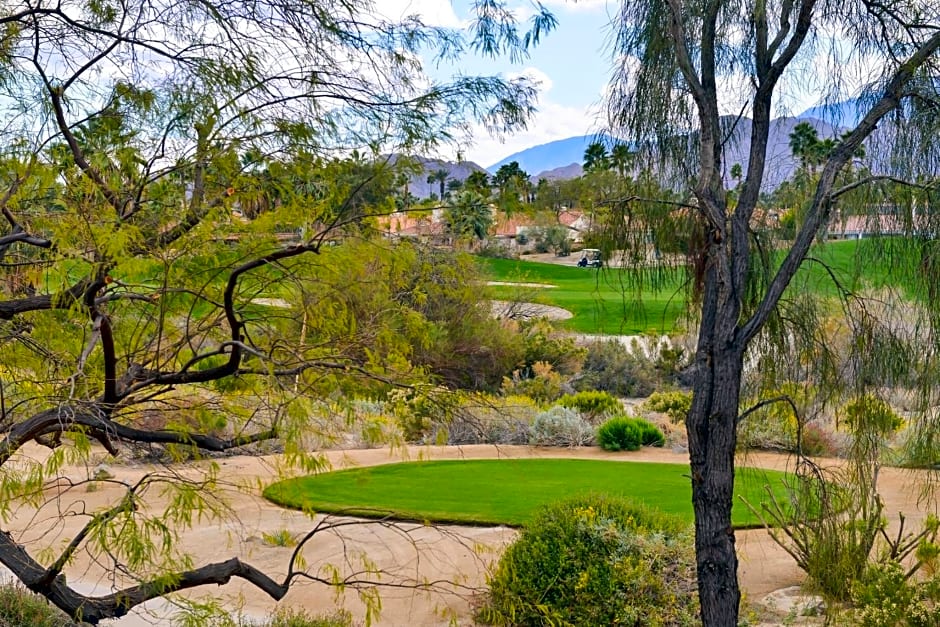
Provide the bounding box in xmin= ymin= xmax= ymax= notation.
xmin=374 ymin=1 xmax=626 ymax=167
xmin=373 ymin=1 xmax=860 ymax=168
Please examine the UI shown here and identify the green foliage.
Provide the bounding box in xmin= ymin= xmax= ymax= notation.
xmin=849 ymin=561 xmax=940 ymax=627
xmin=261 ymin=529 xmax=296 ymax=547
xmin=557 ymin=390 xmax=621 ymax=421
xmin=480 ymin=495 xmax=699 ymax=626
xmin=597 ymin=415 xmax=665 ymax=451
xmin=839 ymin=395 xmax=904 ymax=437
xmin=596 ymin=416 xmax=642 ymax=451
xmin=529 ymin=406 xmax=593 ymax=447
xmin=517 ymin=318 xmax=585 ymax=376
xmin=0 ymin=584 xmax=73 ymax=627
xmin=738 ymin=383 xmax=817 ymax=451
xmin=501 ymin=361 xmax=564 ymax=404
xmin=644 ymin=390 xmax=692 ymax=424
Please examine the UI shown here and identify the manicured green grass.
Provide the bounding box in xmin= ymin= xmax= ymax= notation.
xmin=479 ymin=239 xmax=922 ymax=335
xmin=264 ymin=458 xmax=790 ymax=528
xmin=479 ymin=257 xmax=687 ymax=334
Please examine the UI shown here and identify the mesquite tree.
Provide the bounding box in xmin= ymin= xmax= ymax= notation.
xmin=0 ymin=0 xmax=554 ymax=623
xmin=606 ymin=1 xmax=940 ymax=623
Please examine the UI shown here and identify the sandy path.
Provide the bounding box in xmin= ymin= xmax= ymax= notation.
xmin=5 ymin=445 xmax=937 ymax=626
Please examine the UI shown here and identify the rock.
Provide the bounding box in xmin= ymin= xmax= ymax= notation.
xmin=92 ymin=463 xmax=114 ymax=480
xmin=761 ymin=586 xmax=826 ymax=618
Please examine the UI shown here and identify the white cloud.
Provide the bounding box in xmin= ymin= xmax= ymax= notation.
xmin=459 ymin=97 xmax=604 ymax=167
xmin=371 ymin=0 xmax=462 ymax=27
xmin=507 ymin=66 xmax=554 ymax=93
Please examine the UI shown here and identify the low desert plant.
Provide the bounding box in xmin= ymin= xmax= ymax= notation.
xmin=839 ymin=394 xmax=904 ymax=436
xmin=557 ymin=390 xmax=622 ymax=422
xmin=529 ymin=406 xmax=593 ymax=447
xmin=596 ymin=416 xmax=642 ymax=451
xmin=261 ymin=529 xmax=297 ymax=547
xmin=848 ymin=560 xmax=940 ymax=627
xmin=798 ymin=422 xmax=840 ymax=457
xmin=480 ymin=495 xmax=699 ymax=626
xmin=597 ymin=416 xmax=665 ymax=451
xmin=643 ymin=390 xmax=692 ymax=424
xmin=264 ymin=608 xmax=355 ymax=627
xmin=501 ymin=361 xmax=564 ymax=404
xmin=0 ymin=583 xmax=73 ymax=626
xmin=575 ymin=339 xmax=664 ymax=397
xmin=443 ymin=395 xmax=538 ymax=445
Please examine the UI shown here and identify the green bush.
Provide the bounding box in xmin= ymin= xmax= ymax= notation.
xmin=480 ymin=495 xmax=698 ymax=626
xmin=0 ymin=583 xmax=73 ymax=627
xmin=849 ymin=561 xmax=940 ymax=627
xmin=597 ymin=416 xmax=665 ymax=451
xmin=557 ymin=390 xmax=622 ymax=422
xmin=634 ymin=417 xmax=667 ymax=447
xmin=643 ymin=390 xmax=692 ymax=424
xmin=518 ymin=318 xmax=586 ymax=377
xmin=596 ymin=416 xmax=641 ymax=451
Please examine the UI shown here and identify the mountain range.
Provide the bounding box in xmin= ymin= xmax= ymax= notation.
xmin=405 ymin=99 xmax=871 ymax=197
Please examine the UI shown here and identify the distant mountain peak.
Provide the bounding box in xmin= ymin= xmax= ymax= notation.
xmin=486 ymin=134 xmax=618 ymax=175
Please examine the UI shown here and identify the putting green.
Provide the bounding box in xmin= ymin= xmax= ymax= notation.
xmin=264 ymin=458 xmax=789 ymax=528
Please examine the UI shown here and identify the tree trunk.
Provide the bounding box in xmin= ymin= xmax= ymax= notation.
xmin=688 ymin=337 xmax=744 ymax=625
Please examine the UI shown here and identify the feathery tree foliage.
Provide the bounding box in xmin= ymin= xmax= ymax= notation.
xmin=605 ymin=1 xmax=940 ymax=623
xmin=0 ymin=0 xmax=555 ymax=623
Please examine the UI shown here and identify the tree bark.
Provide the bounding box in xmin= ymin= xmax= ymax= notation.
xmin=688 ymin=339 xmax=744 ymax=625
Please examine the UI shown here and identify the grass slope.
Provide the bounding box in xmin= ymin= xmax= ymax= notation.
xmin=479 ymin=257 xmax=687 ymax=335
xmin=479 ymin=239 xmax=920 ymax=335
xmin=264 ymin=458 xmax=790 ymax=528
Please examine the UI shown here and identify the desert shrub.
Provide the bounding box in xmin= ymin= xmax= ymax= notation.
xmin=264 ymin=609 xmax=354 ymax=627
xmin=518 ymin=318 xmax=586 ymax=376
xmin=839 ymin=394 xmax=903 ymax=436
xmin=738 ymin=384 xmax=819 ymax=452
xmin=798 ymin=422 xmax=840 ymax=457
xmin=643 ymin=390 xmax=692 ymax=424
xmin=597 ymin=416 xmax=666 ymax=451
xmin=477 ymin=242 xmax=515 ymax=259
xmin=634 ymin=417 xmax=667 ymax=447
xmin=529 ymin=406 xmax=593 ymax=447
xmin=575 ymin=339 xmax=663 ymax=397
xmin=0 ymin=583 xmax=73 ymax=627
xmin=443 ymin=395 xmax=538 ymax=445
xmin=596 ymin=416 xmax=642 ymax=451
xmin=389 ymin=387 xmax=457 ymax=443
xmin=848 ymin=561 xmax=940 ymax=627
xmin=557 ymin=390 xmax=621 ymax=422
xmin=480 ymin=495 xmax=699 ymax=626
xmin=348 ymin=399 xmax=404 ymax=449
xmin=501 ymin=361 xmax=564 ymax=404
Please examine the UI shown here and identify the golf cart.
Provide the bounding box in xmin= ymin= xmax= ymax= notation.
xmin=577 ymin=249 xmax=603 ymax=268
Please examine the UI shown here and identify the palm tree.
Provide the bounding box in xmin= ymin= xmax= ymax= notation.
xmin=610 ymin=143 xmax=635 ymax=177
xmin=583 ymin=141 xmax=609 ymax=172
xmin=444 ymin=191 xmax=493 ymax=246
xmin=428 ymin=169 xmax=450 ymax=200
xmin=465 ymin=170 xmax=490 ymax=196
xmin=788 ymin=122 xmax=821 ymax=169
